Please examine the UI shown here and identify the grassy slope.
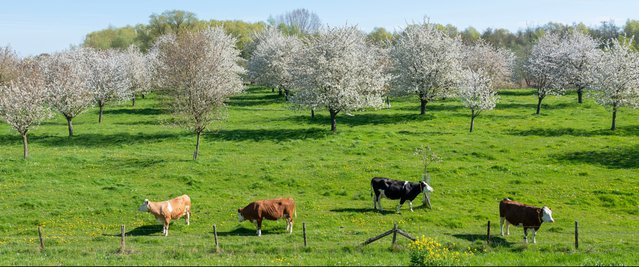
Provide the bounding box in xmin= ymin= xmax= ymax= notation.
xmin=0 ymin=86 xmax=637 ymax=265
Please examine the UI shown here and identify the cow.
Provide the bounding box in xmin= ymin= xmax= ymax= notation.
xmin=237 ymin=197 xmax=296 ymax=236
xmin=371 ymin=177 xmax=434 ymax=213
xmin=499 ymin=198 xmax=554 ymax=244
xmin=138 ymin=194 xmax=191 ymax=236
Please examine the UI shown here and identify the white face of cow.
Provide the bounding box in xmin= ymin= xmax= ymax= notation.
xmin=542 ymin=206 xmax=554 ymax=223
xmin=421 ymin=181 xmax=434 ymax=193
xmin=138 ymin=199 xmax=149 ymax=212
xmin=237 ymin=209 xmax=245 ymax=222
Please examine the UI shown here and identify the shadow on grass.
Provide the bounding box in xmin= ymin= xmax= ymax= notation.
xmin=102 ymin=225 xmax=163 ymax=237
xmin=452 ymin=234 xmax=512 ymax=248
xmin=330 ymin=207 xmax=396 ymax=215
xmin=26 ymin=132 xmax=186 ymax=147
xmin=509 ymin=125 xmax=639 ymax=137
xmin=287 ymin=113 xmax=433 ymax=127
xmin=228 ymin=87 xmax=285 ymax=107
xmin=102 ymin=107 xmax=169 ymax=115
xmin=216 ymin=227 xmax=272 ymax=237
xmin=211 ymin=128 xmax=328 ymax=142
xmin=498 ymin=89 xmax=535 ymax=96
xmin=497 ymin=102 xmax=575 ymax=110
xmin=554 ymin=145 xmax=639 ymax=169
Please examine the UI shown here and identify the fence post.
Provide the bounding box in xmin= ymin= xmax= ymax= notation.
xmin=486 ymin=220 xmax=491 ymax=244
xmin=574 ymin=221 xmax=579 ymax=249
xmin=120 ymin=224 xmax=126 ymax=253
xmin=37 ymin=226 xmax=45 ymax=252
xmin=303 ymin=222 xmax=307 ymax=248
xmin=213 ymin=224 xmax=220 ymax=253
xmin=391 ymin=223 xmax=398 ymax=246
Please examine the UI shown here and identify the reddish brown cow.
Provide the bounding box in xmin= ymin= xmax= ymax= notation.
xmin=237 ymin=198 xmax=296 ymax=236
xmin=499 ymin=198 xmax=554 ymax=244
xmin=138 ymin=194 xmax=191 ymax=236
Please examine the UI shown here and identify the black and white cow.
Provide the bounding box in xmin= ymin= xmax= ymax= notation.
xmin=371 ymin=177 xmax=434 ymax=212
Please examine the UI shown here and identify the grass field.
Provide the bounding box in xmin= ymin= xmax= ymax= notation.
xmin=0 ymin=86 xmax=638 ymax=265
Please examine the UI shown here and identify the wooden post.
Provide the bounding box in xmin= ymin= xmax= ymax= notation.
xmin=213 ymin=224 xmax=220 ymax=252
xmin=391 ymin=223 xmax=398 ymax=245
xmin=575 ymin=221 xmax=579 ymax=249
xmin=303 ymin=222 xmax=307 ymax=247
xmin=37 ymin=226 xmax=44 ymax=252
xmin=120 ymin=224 xmax=125 ymax=253
xmin=486 ymin=220 xmax=491 ymax=244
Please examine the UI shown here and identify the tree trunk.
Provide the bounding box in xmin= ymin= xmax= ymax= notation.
xmin=22 ymin=133 xmax=28 ymax=160
xmin=278 ymin=88 xmax=283 ymax=96
xmin=329 ymin=109 xmax=338 ymax=132
xmin=536 ymin=96 xmax=543 ymax=115
xmin=132 ymin=95 xmax=136 ymax=107
xmin=66 ymin=116 xmax=74 ymax=137
xmin=98 ymin=102 xmax=104 ymax=123
xmin=420 ymin=99 xmax=428 ymax=115
xmin=272 ymin=87 xmax=275 ymax=93
xmin=577 ymin=86 xmax=584 ymax=104
xmin=193 ymin=131 xmax=202 ymax=160
xmin=141 ymin=93 xmax=145 ymax=99
xmin=469 ymin=109 xmax=475 ymax=133
xmin=284 ymin=89 xmax=289 ymax=101
xmin=311 ymin=109 xmax=315 ymax=119
xmin=611 ymin=109 xmax=617 ymax=131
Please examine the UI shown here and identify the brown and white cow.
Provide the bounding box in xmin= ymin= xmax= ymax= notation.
xmin=237 ymin=197 xmax=296 ymax=236
xmin=138 ymin=194 xmax=191 ymax=236
xmin=499 ymin=198 xmax=554 ymax=244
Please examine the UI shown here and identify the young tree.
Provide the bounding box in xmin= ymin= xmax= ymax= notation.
xmin=589 ymin=38 xmax=639 ymax=130
xmin=125 ymin=45 xmax=154 ymax=106
xmin=153 ymin=28 xmax=244 ymax=160
xmin=0 ymin=58 xmax=51 ymax=159
xmin=247 ymin=27 xmax=302 ymax=100
xmin=390 ymin=22 xmax=463 ymax=115
xmin=558 ymin=31 xmax=600 ymax=103
xmin=290 ymin=26 xmax=390 ymax=132
xmin=82 ymin=48 xmax=132 ymax=123
xmin=458 ymin=69 xmax=497 ymax=132
xmin=42 ymin=49 xmax=94 ymax=137
xmin=525 ymin=32 xmax=564 ymax=114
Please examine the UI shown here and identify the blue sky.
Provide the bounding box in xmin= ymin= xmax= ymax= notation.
xmin=2 ymin=0 xmax=638 ymax=57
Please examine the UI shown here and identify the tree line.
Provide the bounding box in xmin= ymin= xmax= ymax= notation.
xmin=1 ymin=10 xmax=639 ymax=160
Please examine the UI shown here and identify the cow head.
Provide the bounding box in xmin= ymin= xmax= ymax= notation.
xmin=237 ymin=208 xmax=245 ymax=222
xmin=420 ymin=181 xmax=434 ymax=193
xmin=138 ymin=199 xmax=150 ymax=212
xmin=541 ymin=206 xmax=554 ymax=223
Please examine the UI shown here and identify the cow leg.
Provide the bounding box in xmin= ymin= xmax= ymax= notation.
xmin=409 ymin=201 xmax=413 ymax=212
xmin=185 ymin=209 xmax=191 ymax=225
xmin=257 ymin=218 xmax=262 ymax=237
xmin=532 ymin=229 xmax=537 ymax=244
xmin=499 ymin=217 xmax=505 ymax=236
xmin=396 ymin=199 xmax=406 ymax=213
xmin=505 ymin=220 xmax=510 ymax=235
xmin=523 ymin=228 xmax=528 ymax=244
xmin=164 ymin=218 xmax=170 ymax=236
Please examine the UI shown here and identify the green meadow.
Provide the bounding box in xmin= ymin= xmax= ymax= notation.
xmin=0 ymin=86 xmax=637 ymax=265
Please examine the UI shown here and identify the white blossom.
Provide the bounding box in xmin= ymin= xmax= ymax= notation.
xmin=458 ymin=69 xmax=498 ymax=132
xmin=125 ymin=45 xmax=155 ymax=106
xmin=0 ymin=45 xmax=20 ymax=86
xmin=390 ymin=22 xmax=463 ymax=114
xmin=82 ymin=48 xmax=132 ymax=123
xmin=41 ymin=49 xmax=93 ymax=136
xmin=290 ymin=25 xmax=390 ymax=132
xmin=525 ymin=32 xmax=565 ymax=114
xmin=248 ymin=27 xmax=302 ymax=99
xmin=153 ymin=27 xmax=245 ymax=159
xmin=463 ymin=40 xmax=515 ymax=89
xmin=557 ymin=31 xmax=600 ymax=103
xmin=0 ymin=58 xmax=52 ymax=159
xmin=589 ymin=38 xmax=639 ymax=130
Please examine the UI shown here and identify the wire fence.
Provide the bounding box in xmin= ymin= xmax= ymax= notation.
xmin=1 ymin=219 xmax=637 ymax=256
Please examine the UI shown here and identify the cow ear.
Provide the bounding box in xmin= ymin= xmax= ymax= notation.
xmin=144 ymin=199 xmax=149 ymax=204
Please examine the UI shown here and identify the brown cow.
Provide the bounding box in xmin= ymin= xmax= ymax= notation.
xmin=237 ymin=197 xmax=296 ymax=236
xmin=138 ymin=194 xmax=191 ymax=236
xmin=499 ymin=198 xmax=554 ymax=244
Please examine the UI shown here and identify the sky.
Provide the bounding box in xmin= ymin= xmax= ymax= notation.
xmin=2 ymin=0 xmax=639 ymax=57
